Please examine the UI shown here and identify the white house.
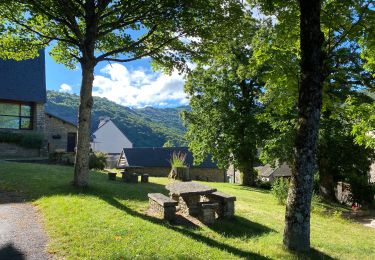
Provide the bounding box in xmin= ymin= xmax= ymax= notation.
xmin=91 ymin=117 xmax=132 ymax=155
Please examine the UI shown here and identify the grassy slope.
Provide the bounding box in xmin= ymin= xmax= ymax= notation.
xmin=0 ymin=162 xmax=374 ymax=259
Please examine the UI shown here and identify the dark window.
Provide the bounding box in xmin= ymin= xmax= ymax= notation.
xmin=0 ymin=101 xmax=33 ymax=130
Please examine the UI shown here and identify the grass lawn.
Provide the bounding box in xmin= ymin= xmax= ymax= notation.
xmin=0 ymin=162 xmax=374 ymax=259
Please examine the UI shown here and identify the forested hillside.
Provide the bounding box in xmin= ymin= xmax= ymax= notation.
xmin=46 ymin=91 xmax=187 ymax=147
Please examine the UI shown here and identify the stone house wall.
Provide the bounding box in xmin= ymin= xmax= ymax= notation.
xmin=122 ymin=166 xmax=226 ymax=182
xmin=370 ymin=162 xmax=375 ymax=184
xmin=45 ymin=114 xmax=77 ymax=153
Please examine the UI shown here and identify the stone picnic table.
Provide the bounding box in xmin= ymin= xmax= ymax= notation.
xmin=165 ymin=181 xmax=217 ymax=216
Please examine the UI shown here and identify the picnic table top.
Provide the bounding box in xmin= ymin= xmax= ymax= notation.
xmin=165 ymin=181 xmax=217 ymax=196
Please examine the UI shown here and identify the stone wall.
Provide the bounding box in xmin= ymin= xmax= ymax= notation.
xmin=122 ymin=166 xmax=226 ymax=182
xmin=0 ymin=143 xmax=40 ymax=158
xmin=370 ymin=162 xmax=375 ymax=184
xmin=45 ymin=114 xmax=77 ymax=153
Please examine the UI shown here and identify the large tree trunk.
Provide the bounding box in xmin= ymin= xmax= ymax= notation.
xmin=319 ymin=173 xmax=335 ymax=200
xmin=283 ymin=0 xmax=324 ymax=253
xmin=73 ymin=61 xmax=95 ymax=187
xmin=240 ymin=167 xmax=256 ymax=186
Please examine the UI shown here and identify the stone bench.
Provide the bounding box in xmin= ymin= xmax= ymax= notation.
xmin=199 ymin=202 xmax=219 ymax=225
xmin=148 ymin=193 xmax=178 ymax=221
xmin=207 ymin=191 xmax=236 ymax=218
xmin=122 ymin=172 xmax=139 ymax=183
xmin=141 ymin=174 xmax=149 ymax=183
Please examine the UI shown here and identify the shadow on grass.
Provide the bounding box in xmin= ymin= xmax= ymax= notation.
xmin=287 ymin=248 xmax=335 ymax=260
xmin=209 ymin=215 xmax=274 ymax=238
xmin=100 ymin=194 xmax=271 ymax=259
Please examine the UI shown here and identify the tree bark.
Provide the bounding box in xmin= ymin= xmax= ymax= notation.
xmin=283 ymin=0 xmax=324 ymax=253
xmin=319 ymin=173 xmax=335 ymax=200
xmin=241 ymin=167 xmax=256 ymax=186
xmin=73 ymin=61 xmax=95 ymax=187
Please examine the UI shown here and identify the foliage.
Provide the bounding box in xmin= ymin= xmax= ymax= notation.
xmin=271 ymin=178 xmax=289 ymax=205
xmin=0 ymin=131 xmax=44 ymax=149
xmin=250 ymin=1 xmax=375 ymax=200
xmin=163 ymin=140 xmax=175 ymax=148
xmin=256 ymin=180 xmax=272 ymax=190
xmin=182 ymin=13 xmax=270 ymax=186
xmin=46 ymin=91 xmax=187 ymax=147
xmin=347 ymin=174 xmax=375 ymax=204
xmin=169 ymin=151 xmax=187 ymax=168
xmin=89 ymin=152 xmax=107 ymax=170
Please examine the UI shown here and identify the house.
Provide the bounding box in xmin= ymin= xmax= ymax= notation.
xmin=0 ymin=51 xmax=47 ymax=157
xmin=117 ymin=147 xmax=226 ymax=182
xmin=257 ymin=163 xmax=292 ymax=183
xmin=0 ymin=51 xmax=78 ymax=157
xmin=45 ymin=112 xmax=78 ymax=153
xmin=226 ymin=162 xmax=292 ymax=184
xmin=91 ymin=117 xmax=132 ymax=154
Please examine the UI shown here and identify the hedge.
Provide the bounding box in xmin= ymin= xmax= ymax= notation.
xmin=0 ymin=132 xmax=44 ymax=149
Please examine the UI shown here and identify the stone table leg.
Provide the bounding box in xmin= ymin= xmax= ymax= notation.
xmin=180 ymin=194 xmax=201 ymax=217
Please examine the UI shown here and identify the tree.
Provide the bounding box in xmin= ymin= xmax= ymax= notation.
xmin=182 ymin=14 xmax=269 ymax=186
xmin=251 ymin=0 xmax=373 ymax=251
xmin=162 ymin=140 xmax=174 ymax=148
xmin=0 ymin=0 xmax=241 ymax=186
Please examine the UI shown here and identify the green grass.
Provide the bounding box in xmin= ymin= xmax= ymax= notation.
xmin=0 ymin=162 xmax=374 ymax=259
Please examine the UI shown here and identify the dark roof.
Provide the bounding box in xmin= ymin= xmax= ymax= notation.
xmin=121 ymin=147 xmax=218 ymax=168
xmin=45 ymin=112 xmax=77 ymax=127
xmin=258 ymin=163 xmax=292 ymax=177
xmin=0 ymin=50 xmax=46 ymax=103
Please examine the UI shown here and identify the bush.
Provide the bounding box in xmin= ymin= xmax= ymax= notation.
xmin=170 ymin=151 xmax=187 ymax=168
xmin=271 ymin=178 xmax=289 ymax=205
xmin=256 ymin=180 xmax=272 ymax=190
xmin=89 ymin=152 xmax=107 ymax=170
xmin=0 ymin=131 xmax=44 ymax=149
xmin=348 ymin=174 xmax=375 ymax=204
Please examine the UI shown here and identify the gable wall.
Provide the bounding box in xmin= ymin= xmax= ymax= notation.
xmin=91 ymin=121 xmax=132 ymax=154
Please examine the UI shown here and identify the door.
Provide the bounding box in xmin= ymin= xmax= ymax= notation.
xmin=67 ymin=132 xmax=77 ymax=152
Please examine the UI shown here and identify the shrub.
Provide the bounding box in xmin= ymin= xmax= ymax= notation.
xmin=0 ymin=132 xmax=44 ymax=149
xmin=170 ymin=151 xmax=187 ymax=168
xmin=348 ymin=174 xmax=375 ymax=204
xmin=256 ymin=180 xmax=272 ymax=190
xmin=89 ymin=152 xmax=107 ymax=170
xmin=271 ymin=178 xmax=289 ymax=205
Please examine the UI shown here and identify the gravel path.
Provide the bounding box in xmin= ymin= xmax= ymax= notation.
xmin=0 ymin=191 xmax=51 ymax=260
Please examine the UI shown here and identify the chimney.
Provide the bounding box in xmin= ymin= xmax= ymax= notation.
xmin=98 ymin=116 xmax=110 ymax=128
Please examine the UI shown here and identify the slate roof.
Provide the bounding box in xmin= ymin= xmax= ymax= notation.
xmin=121 ymin=147 xmax=218 ymax=168
xmin=0 ymin=50 xmax=46 ymax=103
xmin=258 ymin=163 xmax=292 ymax=177
xmin=45 ymin=112 xmax=77 ymax=127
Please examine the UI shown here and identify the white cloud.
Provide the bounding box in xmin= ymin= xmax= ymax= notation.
xmin=59 ymin=83 xmax=72 ymax=93
xmin=92 ymin=63 xmax=188 ymax=108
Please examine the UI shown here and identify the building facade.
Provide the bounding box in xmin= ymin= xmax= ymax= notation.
xmin=118 ymin=147 xmax=226 ymax=182
xmin=45 ymin=112 xmax=77 ymax=153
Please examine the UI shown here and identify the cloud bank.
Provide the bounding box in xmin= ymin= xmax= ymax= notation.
xmin=90 ymin=63 xmax=188 ymax=108
xmin=59 ymin=83 xmax=72 ymax=93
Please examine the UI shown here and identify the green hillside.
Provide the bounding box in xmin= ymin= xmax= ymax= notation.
xmin=46 ymin=91 xmax=187 ymax=147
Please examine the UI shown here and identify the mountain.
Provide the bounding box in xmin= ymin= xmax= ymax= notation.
xmin=46 ymin=91 xmax=188 ymax=147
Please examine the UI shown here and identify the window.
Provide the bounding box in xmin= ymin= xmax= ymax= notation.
xmin=0 ymin=102 xmax=33 ymax=130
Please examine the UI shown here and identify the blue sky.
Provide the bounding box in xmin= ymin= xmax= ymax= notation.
xmin=45 ymin=46 xmax=187 ymax=108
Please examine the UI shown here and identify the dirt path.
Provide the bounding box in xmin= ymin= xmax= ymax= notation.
xmin=0 ymin=191 xmax=51 ymax=260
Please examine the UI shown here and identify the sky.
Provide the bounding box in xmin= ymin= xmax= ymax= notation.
xmin=45 ymin=47 xmax=188 ymax=108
